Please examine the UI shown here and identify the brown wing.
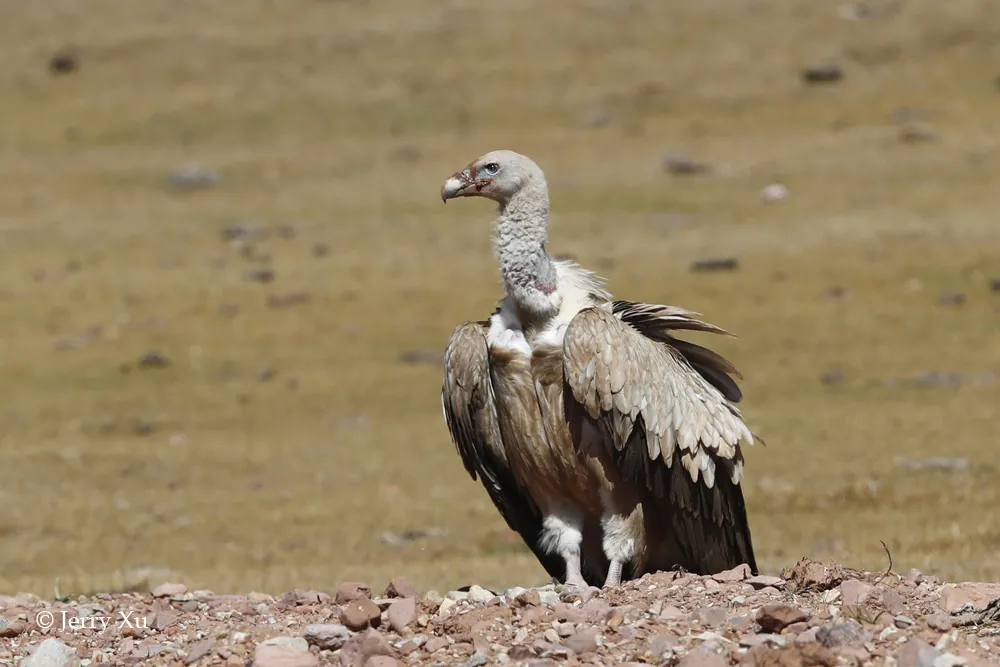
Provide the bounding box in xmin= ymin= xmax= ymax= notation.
xmin=562 ymin=301 xmax=758 ymax=575
xmin=441 ymin=322 xmax=565 ymax=582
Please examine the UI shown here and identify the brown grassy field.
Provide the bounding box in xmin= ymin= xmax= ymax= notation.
xmin=1 ymin=0 xmax=999 ymax=598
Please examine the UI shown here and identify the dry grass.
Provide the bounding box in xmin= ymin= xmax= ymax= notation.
xmin=1 ymin=0 xmax=999 ymax=597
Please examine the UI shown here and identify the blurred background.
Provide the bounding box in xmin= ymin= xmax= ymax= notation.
xmin=1 ymin=0 xmax=999 ymax=598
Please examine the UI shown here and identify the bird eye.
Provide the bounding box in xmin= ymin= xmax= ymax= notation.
xmin=484 ymin=162 xmax=500 ymax=175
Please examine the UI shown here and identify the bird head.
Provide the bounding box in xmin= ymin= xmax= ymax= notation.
xmin=440 ymin=150 xmax=546 ymax=206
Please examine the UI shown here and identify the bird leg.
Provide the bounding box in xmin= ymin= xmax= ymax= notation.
xmin=600 ymin=510 xmax=639 ymax=589
xmin=539 ymin=515 xmax=587 ymax=588
xmin=603 ymin=560 xmax=624 ymax=588
xmin=563 ymin=552 xmax=588 ymax=589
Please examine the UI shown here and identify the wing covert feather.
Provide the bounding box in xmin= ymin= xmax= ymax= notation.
xmin=441 ymin=322 xmax=564 ymax=581
xmin=562 ymin=302 xmax=758 ymax=574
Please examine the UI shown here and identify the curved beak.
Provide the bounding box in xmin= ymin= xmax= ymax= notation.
xmin=440 ymin=168 xmax=474 ymax=203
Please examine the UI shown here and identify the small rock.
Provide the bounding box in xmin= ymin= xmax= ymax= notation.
xmin=937 ymin=292 xmax=966 ymax=307
xmin=342 ymin=598 xmax=381 ymax=631
xmin=938 ymin=583 xmax=1000 ymax=612
xmin=0 ymin=621 xmax=27 ymax=637
xmin=339 ymin=630 xmax=394 ymax=667
xmin=555 ymin=622 xmax=575 ymax=637
xmin=244 ymin=267 xmax=276 ymax=284
xmin=760 ymin=183 xmax=790 ymax=203
xmin=691 ymin=257 xmax=739 ymax=273
xmin=816 ymin=620 xmax=870 ymax=648
xmin=840 ymin=579 xmax=873 ymax=605
xmin=649 ymin=634 xmax=678 ymax=657
xmin=677 ymin=647 xmax=728 ymax=667
xmin=268 ymin=292 xmax=312 ymax=309
xmin=312 ymin=242 xmax=331 ymax=258
xmin=336 ymin=582 xmax=372 ymax=604
xmin=900 ymin=122 xmax=938 ymax=143
xmin=745 ymin=575 xmax=785 ymax=589
xmin=437 ymin=597 xmax=457 ymax=615
xmin=712 ymin=563 xmax=752 ymax=583
xmin=138 ymin=351 xmax=170 ymax=369
xmin=581 ymin=109 xmax=612 ymax=128
xmin=926 ymin=615 xmax=953 ymax=633
xmin=662 ymin=154 xmax=712 ymax=175
xmin=803 ymin=64 xmax=844 ymax=84
xmin=895 ymin=638 xmax=941 ymax=667
xmin=152 ymin=582 xmax=186 ymax=598
xmin=383 ymin=577 xmax=416 ymax=599
xmin=466 ymin=585 xmax=493 ymax=605
xmin=304 ymin=624 xmax=351 ymax=650
xmin=515 ymin=590 xmax=541 ymax=607
xmin=693 ymin=605 xmax=728 ymax=627
xmin=184 ymin=640 xmax=215 ymax=665
xmin=49 ymin=50 xmax=79 ymax=75
xmin=989 ymin=278 xmax=1000 ymax=292
xmin=757 ymin=604 xmax=810 ymax=633
xmin=386 ymin=598 xmax=415 ymax=633
xmin=538 ymin=590 xmax=560 ymax=606
xmin=424 ymin=637 xmax=448 ymax=653
xmin=22 ymin=638 xmax=78 ymax=667
xmin=169 ymin=165 xmax=220 ymax=192
xmin=660 ymin=605 xmax=685 ymax=620
xmin=563 ymin=627 xmax=599 ymax=655
xmin=364 ymin=658 xmax=398 ymax=667
xmin=255 ymin=637 xmax=318 ymax=667
xmin=787 ymin=557 xmax=842 ymax=591
xmin=880 ymin=588 xmax=906 ymax=614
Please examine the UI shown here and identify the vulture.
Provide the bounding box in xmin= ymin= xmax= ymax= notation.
xmin=439 ymin=150 xmax=759 ymax=588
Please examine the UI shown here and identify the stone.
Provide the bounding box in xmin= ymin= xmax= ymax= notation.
xmin=839 ymin=579 xmax=873 ymax=605
xmin=169 ymin=165 xmax=220 ymax=192
xmin=563 ymin=627 xmax=599 ymax=655
xmin=880 ymin=588 xmax=906 ymax=614
xmin=386 ymin=598 xmax=416 ymax=633
xmin=339 ymin=630 xmax=394 ymax=667
xmin=692 ymin=257 xmax=739 ymax=273
xmin=745 ymin=575 xmax=785 ymax=590
xmin=787 ymin=558 xmax=841 ymax=591
xmin=660 ymin=605 xmax=685 ymax=620
xmin=363 ymin=658 xmax=398 ymax=667
xmin=802 ymin=64 xmax=844 ymax=84
xmin=895 ymin=638 xmax=941 ymax=667
xmin=649 ymin=634 xmax=679 ymax=657
xmin=662 ymin=154 xmax=712 ymax=176
xmin=383 ymin=578 xmax=416 ymax=599
xmin=22 ymin=639 xmax=78 ymax=667
xmin=757 ymin=604 xmax=810 ymax=632
xmin=151 ymin=582 xmax=187 ymax=598
xmin=815 ymin=620 xmax=870 ymax=648
xmin=938 ymin=583 xmax=1000 ymax=612
xmin=926 ymin=615 xmax=953 ymax=633
xmin=303 ymin=624 xmax=351 ymax=650
xmin=712 ymin=563 xmax=752 ymax=583
xmin=254 ymin=637 xmax=318 ymax=667
xmin=184 ymin=640 xmax=215 ymax=665
xmin=424 ymin=637 xmax=448 ymax=653
xmin=677 ymin=647 xmax=728 ymax=667
xmin=760 ymin=183 xmax=790 ymax=203
xmin=693 ymin=605 xmax=728 ymax=627
xmin=342 ymin=598 xmax=381 ymax=630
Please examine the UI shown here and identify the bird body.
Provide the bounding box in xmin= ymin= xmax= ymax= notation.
xmin=440 ymin=151 xmax=758 ymax=588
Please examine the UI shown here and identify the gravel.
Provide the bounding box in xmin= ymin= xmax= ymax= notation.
xmin=1 ymin=562 xmax=998 ymax=666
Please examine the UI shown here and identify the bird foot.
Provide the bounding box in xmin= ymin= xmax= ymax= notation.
xmin=564 ymin=575 xmax=589 ymax=589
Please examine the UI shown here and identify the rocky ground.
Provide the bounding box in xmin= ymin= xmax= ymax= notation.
xmin=1 ymin=559 xmax=999 ymax=667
